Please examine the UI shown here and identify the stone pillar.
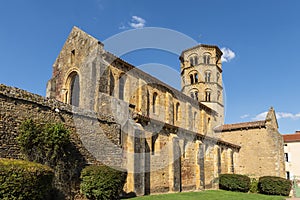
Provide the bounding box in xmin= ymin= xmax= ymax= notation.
xmin=186 ymin=103 xmax=192 ymax=130
xmin=137 ymin=79 xmax=143 ymax=112
xmin=195 ymin=140 xmax=203 ymax=190
xmin=169 ymin=133 xmax=181 ymax=192
xmin=125 ymin=121 xmax=145 ymax=196
xmin=213 ymin=145 xmax=220 ymax=189
xmin=200 ymin=110 xmax=205 ymax=134
xmin=227 ymin=148 xmax=233 ymax=173
xmin=220 ymin=147 xmax=227 ymax=174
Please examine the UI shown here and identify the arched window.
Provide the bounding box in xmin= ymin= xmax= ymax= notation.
xmin=109 ymin=71 xmax=115 ymax=96
xmin=190 ymin=57 xmax=194 ymax=66
xmin=203 ymin=53 xmax=210 ymax=64
xmin=217 ymin=91 xmax=221 ymax=101
xmin=190 ymin=74 xmax=194 ymax=84
xmin=70 ymin=73 xmax=80 ymax=106
xmin=146 ymin=90 xmax=150 ymax=116
xmin=119 ymin=74 xmax=126 ymax=100
xmin=194 ymin=56 xmax=198 ymax=65
xmin=194 ymin=73 xmax=198 ymax=83
xmin=205 ymin=90 xmax=211 ymax=102
xmin=175 ymin=102 xmax=180 ymax=121
xmin=203 ymin=54 xmax=211 ymax=64
xmin=190 ymin=90 xmax=199 ymax=101
xmin=153 ymin=92 xmax=158 ymax=114
xmin=205 ymin=71 xmax=211 ymax=83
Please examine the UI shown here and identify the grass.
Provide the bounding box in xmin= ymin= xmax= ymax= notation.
xmin=130 ymin=190 xmax=287 ymax=200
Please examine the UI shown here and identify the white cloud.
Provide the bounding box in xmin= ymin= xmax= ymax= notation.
xmin=221 ymin=47 xmax=236 ymax=62
xmin=252 ymin=112 xmax=268 ymax=121
xmin=253 ymin=111 xmax=300 ymax=121
xmin=240 ymin=114 xmax=250 ymax=119
xmin=129 ymin=16 xmax=146 ymax=29
xmin=276 ymin=112 xmax=300 ymax=120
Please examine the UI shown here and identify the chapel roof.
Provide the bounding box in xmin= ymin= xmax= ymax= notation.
xmin=214 ymin=120 xmax=266 ymax=132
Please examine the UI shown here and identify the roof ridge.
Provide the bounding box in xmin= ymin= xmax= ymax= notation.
xmin=214 ymin=120 xmax=266 ymax=132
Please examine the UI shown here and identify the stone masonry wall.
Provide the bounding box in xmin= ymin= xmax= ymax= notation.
xmin=0 ymin=84 xmax=123 ymax=199
xmin=220 ymin=127 xmax=285 ymax=178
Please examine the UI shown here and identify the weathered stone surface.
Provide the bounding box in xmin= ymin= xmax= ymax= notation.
xmin=218 ymin=108 xmax=285 ymax=178
xmin=1 ymin=26 xmax=285 ymax=200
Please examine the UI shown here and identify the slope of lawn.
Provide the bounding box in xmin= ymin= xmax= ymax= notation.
xmin=130 ymin=190 xmax=287 ymax=200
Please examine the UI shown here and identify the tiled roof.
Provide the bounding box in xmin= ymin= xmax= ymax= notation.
xmin=283 ymin=132 xmax=300 ymax=142
xmin=214 ymin=120 xmax=266 ymax=132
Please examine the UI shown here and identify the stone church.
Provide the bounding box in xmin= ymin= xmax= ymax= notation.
xmin=45 ymin=27 xmax=285 ymax=195
xmin=0 ymin=26 xmax=285 ymax=197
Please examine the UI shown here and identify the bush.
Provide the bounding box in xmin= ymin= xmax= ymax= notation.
xmin=249 ymin=178 xmax=258 ymax=193
xmin=80 ymin=165 xmax=127 ymax=200
xmin=219 ymin=174 xmax=251 ymax=192
xmin=0 ymin=158 xmax=54 ymax=200
xmin=17 ymin=119 xmax=82 ymax=199
xmin=258 ymin=176 xmax=292 ymax=196
xmin=17 ymin=119 xmax=70 ymax=166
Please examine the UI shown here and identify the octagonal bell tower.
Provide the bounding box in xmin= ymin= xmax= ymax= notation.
xmin=180 ymin=44 xmax=224 ymax=125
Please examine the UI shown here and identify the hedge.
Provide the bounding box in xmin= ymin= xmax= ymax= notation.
xmin=219 ymin=174 xmax=251 ymax=192
xmin=80 ymin=165 xmax=127 ymax=200
xmin=0 ymin=158 xmax=54 ymax=200
xmin=258 ymin=176 xmax=292 ymax=196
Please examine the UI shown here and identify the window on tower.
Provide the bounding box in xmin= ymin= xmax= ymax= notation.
xmin=203 ymin=54 xmax=211 ymax=64
xmin=205 ymin=71 xmax=211 ymax=82
xmin=194 ymin=56 xmax=198 ymax=65
xmin=190 ymin=57 xmax=194 ymax=66
xmin=203 ymin=53 xmax=210 ymax=64
xmin=190 ymin=74 xmax=194 ymax=84
xmin=190 ymin=90 xmax=199 ymax=101
xmin=194 ymin=73 xmax=198 ymax=83
xmin=189 ymin=56 xmax=199 ymax=66
xmin=205 ymin=90 xmax=211 ymax=102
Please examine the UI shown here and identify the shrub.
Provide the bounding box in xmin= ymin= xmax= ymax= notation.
xmin=219 ymin=174 xmax=251 ymax=192
xmin=80 ymin=165 xmax=127 ymax=200
xmin=17 ymin=119 xmax=79 ymax=198
xmin=0 ymin=158 xmax=54 ymax=200
xmin=258 ymin=176 xmax=292 ymax=196
xmin=17 ymin=119 xmax=70 ymax=166
xmin=249 ymin=178 xmax=258 ymax=193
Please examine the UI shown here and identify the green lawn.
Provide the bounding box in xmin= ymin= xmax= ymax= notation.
xmin=130 ymin=190 xmax=287 ymax=200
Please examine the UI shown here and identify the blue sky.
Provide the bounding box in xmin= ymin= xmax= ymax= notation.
xmin=0 ymin=0 xmax=299 ymax=134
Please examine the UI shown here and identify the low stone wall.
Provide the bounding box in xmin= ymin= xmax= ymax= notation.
xmin=0 ymin=84 xmax=122 ymax=199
